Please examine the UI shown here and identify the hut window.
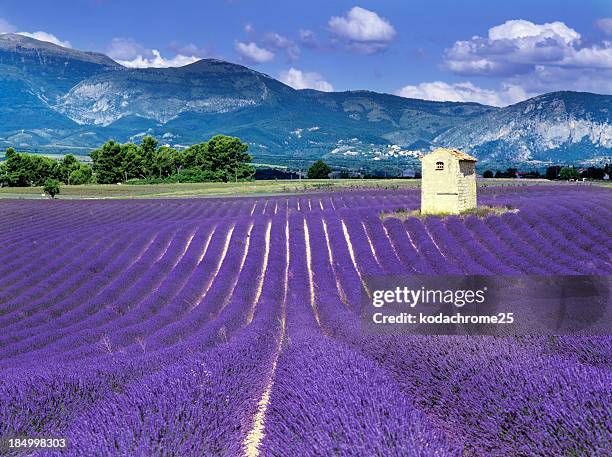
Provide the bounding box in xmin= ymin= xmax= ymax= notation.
xmin=435 ymin=161 xmax=444 ymax=170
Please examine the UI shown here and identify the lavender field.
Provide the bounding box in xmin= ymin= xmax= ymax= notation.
xmin=0 ymin=185 xmax=610 ymax=456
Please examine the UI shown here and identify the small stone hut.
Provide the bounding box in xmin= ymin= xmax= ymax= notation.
xmin=420 ymin=148 xmax=477 ymax=214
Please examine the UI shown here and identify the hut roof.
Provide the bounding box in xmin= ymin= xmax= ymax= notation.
xmin=420 ymin=148 xmax=477 ymax=162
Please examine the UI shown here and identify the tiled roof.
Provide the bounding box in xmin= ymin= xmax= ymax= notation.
xmin=420 ymin=148 xmax=478 ymax=162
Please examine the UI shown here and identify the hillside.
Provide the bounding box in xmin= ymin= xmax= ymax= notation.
xmin=0 ymin=33 xmax=610 ymax=166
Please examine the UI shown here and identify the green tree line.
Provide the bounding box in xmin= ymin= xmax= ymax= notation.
xmin=0 ymin=135 xmax=254 ymax=187
xmin=482 ymin=165 xmax=610 ymax=180
xmin=0 ymin=148 xmax=92 ymax=187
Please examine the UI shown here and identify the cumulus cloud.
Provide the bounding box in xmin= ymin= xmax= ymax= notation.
xmin=329 ymin=6 xmax=396 ymax=53
xmin=521 ymin=64 xmax=612 ymax=94
xmin=8 ymin=31 xmax=71 ymax=48
xmin=0 ymin=18 xmax=71 ymax=47
xmin=444 ymin=19 xmax=611 ymax=76
xmin=117 ymin=50 xmax=199 ymax=68
xmin=107 ymin=38 xmax=200 ymax=68
xmin=596 ymin=18 xmax=612 ymax=36
xmin=168 ymin=42 xmax=213 ymax=59
xmin=488 ymin=19 xmax=579 ymax=43
xmin=441 ymin=19 xmax=612 ymax=97
xmin=279 ymin=67 xmax=333 ymax=92
xmin=299 ymin=29 xmax=318 ymax=49
xmin=106 ymin=37 xmax=145 ymax=60
xmin=396 ymin=81 xmax=535 ymax=107
xmin=235 ymin=41 xmax=274 ymax=63
xmin=263 ymin=32 xmax=300 ymax=61
xmin=236 ymin=26 xmax=299 ymax=62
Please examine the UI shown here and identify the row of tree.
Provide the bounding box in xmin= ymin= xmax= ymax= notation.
xmin=483 ymin=165 xmax=610 ymax=180
xmin=91 ymin=135 xmax=255 ymax=184
xmin=0 ymin=135 xmax=255 ymax=187
xmin=0 ymin=149 xmax=92 ymax=187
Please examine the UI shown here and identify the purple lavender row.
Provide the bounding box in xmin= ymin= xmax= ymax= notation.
xmin=463 ymin=216 xmax=548 ymax=274
xmin=144 ymin=217 xmax=268 ymax=353
xmin=498 ymin=212 xmax=583 ymax=274
xmin=320 ymin=215 xmax=364 ymax=311
xmin=529 ymin=201 xmax=612 ymax=271
xmin=305 ymin=214 xmax=346 ymax=309
xmin=423 ymin=216 xmax=490 ymax=274
xmin=382 ymin=218 xmax=436 ymax=274
xmin=259 ymin=336 xmax=460 ymax=456
xmin=259 ymin=216 xmax=457 ymax=455
xmin=317 ymin=299 xmax=612 ymax=456
xmin=521 ymin=206 xmax=608 ymax=274
xmin=483 ymin=215 xmax=570 ymax=274
xmin=0 ymin=226 xmax=175 ymax=365
xmin=444 ymin=216 xmax=518 ymax=274
xmin=341 ymin=214 xmax=386 ymax=278
xmin=403 ymin=218 xmax=463 ymax=274
xmin=108 ymin=221 xmax=255 ymax=350
xmin=0 ymin=228 xmax=158 ymax=361
xmin=0 ymin=226 xmax=133 ymax=332
xmin=37 ymin=224 xmax=208 ymax=357
xmin=85 ymin=225 xmax=218 ymax=351
xmin=0 ymin=229 xmax=103 ymax=307
xmin=361 ymin=216 xmax=406 ymax=275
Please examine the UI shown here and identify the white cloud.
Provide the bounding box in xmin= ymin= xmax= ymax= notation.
xmin=106 ymin=38 xmax=202 ymax=68
xmin=299 ymin=29 xmax=318 ymax=48
xmin=521 ymin=65 xmax=612 ymax=94
xmin=106 ymin=37 xmax=145 ymax=60
xmin=329 ymin=6 xmax=396 ymax=53
xmin=114 ymin=50 xmax=199 ymax=68
xmin=445 ymin=19 xmax=612 ymax=76
xmin=264 ymin=32 xmax=299 ymax=61
xmin=0 ymin=18 xmax=16 ymax=33
xmin=488 ymin=19 xmax=580 ymax=44
xmin=16 ymin=31 xmax=71 ymax=48
xmin=172 ymin=42 xmax=211 ymax=58
xmin=596 ymin=18 xmax=612 ymax=36
xmin=235 ymin=41 xmax=274 ymax=63
xmin=279 ymin=67 xmax=333 ymax=92
xmin=396 ymin=81 xmax=534 ymax=107
xmin=0 ymin=18 xmax=70 ymax=47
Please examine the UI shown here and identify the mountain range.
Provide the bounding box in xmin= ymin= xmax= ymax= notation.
xmin=0 ymin=33 xmax=610 ymax=168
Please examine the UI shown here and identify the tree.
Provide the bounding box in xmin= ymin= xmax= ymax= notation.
xmin=140 ymin=136 xmax=159 ymax=178
xmin=0 ymin=150 xmax=61 ymax=186
xmin=308 ymin=160 xmax=331 ymax=179
xmin=546 ymin=166 xmax=561 ymax=180
xmin=68 ymin=166 xmax=93 ymax=185
xmin=90 ymin=140 xmax=123 ymax=184
xmin=581 ymin=166 xmax=605 ymax=180
xmin=60 ymin=154 xmax=80 ymax=183
xmin=506 ymin=168 xmax=518 ymax=178
xmin=87 ymin=135 xmax=255 ymax=184
xmin=43 ymin=178 xmax=60 ymax=198
xmin=202 ymin=135 xmax=254 ymax=182
xmin=153 ymin=146 xmax=178 ymax=179
xmin=559 ymin=166 xmax=580 ymax=180
xmin=120 ymin=143 xmax=143 ymax=181
xmin=483 ymin=170 xmax=494 ymax=178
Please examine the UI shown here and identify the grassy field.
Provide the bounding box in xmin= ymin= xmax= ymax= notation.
xmin=0 ymin=178 xmax=603 ymax=199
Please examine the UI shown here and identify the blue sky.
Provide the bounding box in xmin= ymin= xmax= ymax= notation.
xmin=1 ymin=0 xmax=611 ymax=105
